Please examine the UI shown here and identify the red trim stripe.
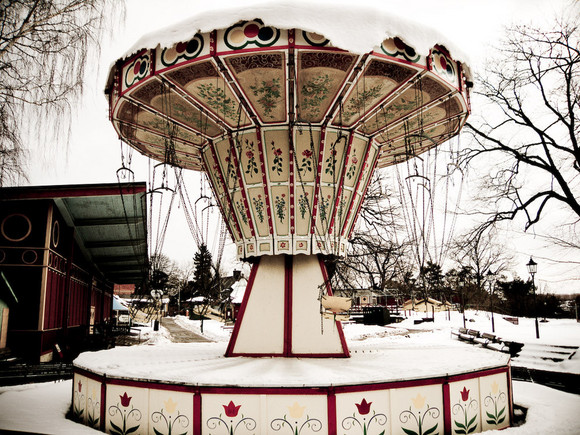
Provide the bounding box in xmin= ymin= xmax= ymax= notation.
xmin=443 ymin=380 xmax=451 ymax=434
xmin=194 ymin=391 xmax=202 ymax=435
xmin=327 ymin=388 xmax=337 ymax=435
xmin=225 ymin=259 xmax=260 ymax=357
xmin=284 ymin=255 xmax=293 ymax=356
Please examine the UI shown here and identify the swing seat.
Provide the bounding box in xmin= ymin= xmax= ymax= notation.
xmin=321 ymin=295 xmax=352 ymax=313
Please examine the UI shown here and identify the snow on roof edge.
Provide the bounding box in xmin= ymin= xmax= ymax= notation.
xmin=122 ymin=2 xmax=471 ymax=68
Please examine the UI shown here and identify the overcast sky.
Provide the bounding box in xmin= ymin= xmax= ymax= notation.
xmin=25 ymin=0 xmax=579 ymax=293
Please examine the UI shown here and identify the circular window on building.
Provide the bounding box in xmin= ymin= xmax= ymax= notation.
xmin=1 ymin=213 xmax=32 ymax=242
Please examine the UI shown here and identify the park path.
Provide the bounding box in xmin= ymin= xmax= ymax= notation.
xmin=161 ymin=317 xmax=211 ymax=343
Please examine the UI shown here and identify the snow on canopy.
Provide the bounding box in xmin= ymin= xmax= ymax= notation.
xmin=122 ymin=1 xmax=471 ymax=71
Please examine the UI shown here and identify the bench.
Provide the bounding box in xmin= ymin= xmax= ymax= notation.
xmin=501 ymin=340 xmax=524 ymax=357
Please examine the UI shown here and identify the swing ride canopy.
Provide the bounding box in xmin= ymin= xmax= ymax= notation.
xmin=105 ymin=4 xmax=472 ymax=260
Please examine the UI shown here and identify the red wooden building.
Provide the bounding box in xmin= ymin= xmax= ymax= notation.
xmin=0 ymin=183 xmax=147 ymax=362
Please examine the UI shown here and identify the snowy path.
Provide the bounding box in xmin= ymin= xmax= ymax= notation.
xmin=160 ymin=317 xmax=211 ymax=343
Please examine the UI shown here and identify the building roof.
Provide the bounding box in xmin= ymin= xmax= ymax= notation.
xmin=1 ymin=182 xmax=148 ymax=284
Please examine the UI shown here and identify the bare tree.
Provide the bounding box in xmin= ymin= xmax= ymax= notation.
xmin=329 ymin=173 xmax=410 ymax=297
xmin=0 ymin=0 xmax=124 ymax=186
xmin=461 ymin=6 xmax=580 ymax=238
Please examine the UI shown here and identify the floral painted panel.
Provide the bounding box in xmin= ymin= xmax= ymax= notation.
xmin=234 ymin=132 xmax=262 ymax=186
xmin=213 ymin=137 xmax=239 ymax=191
xmin=336 ymin=390 xmax=390 ymax=435
xmin=271 ymin=185 xmax=289 ymax=236
xmin=72 ymin=374 xmax=88 ymax=424
xmin=343 ymin=136 xmax=367 ymax=188
xmin=366 ymin=96 xmax=462 ymax=138
xmin=336 ymin=60 xmax=416 ymax=127
xmin=335 ymin=190 xmax=353 ymax=234
xmin=264 ymin=130 xmax=290 ymax=182
xmin=294 ymin=128 xmax=320 ymax=183
xmin=294 ymin=185 xmax=315 ymax=236
xmin=358 ymin=76 xmax=448 ymax=136
xmin=130 ymin=80 xmax=224 ymax=138
xmin=226 ymin=53 xmax=287 ymax=123
xmin=450 ymin=378 xmax=481 ymax=435
xmin=201 ymin=394 xmax=260 ymax=435
xmin=231 ymin=190 xmax=254 ymax=240
xmin=316 ymin=186 xmax=337 ymax=236
xmin=390 ymin=384 xmax=443 ymax=435
xmin=106 ymin=384 xmax=148 ymax=435
xmin=85 ymin=377 xmax=103 ymax=430
xmin=265 ymin=394 xmax=328 ymax=435
xmin=320 ymin=131 xmax=347 ymax=184
xmin=149 ymin=389 xmax=194 ymax=435
xmin=479 ymin=373 xmax=510 ymax=432
xmin=297 ymin=52 xmax=357 ymax=123
xmin=247 ymin=187 xmax=269 ymax=237
xmin=117 ymin=100 xmax=205 ymax=146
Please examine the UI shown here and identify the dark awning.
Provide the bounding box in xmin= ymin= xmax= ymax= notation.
xmin=1 ymin=183 xmax=148 ymax=285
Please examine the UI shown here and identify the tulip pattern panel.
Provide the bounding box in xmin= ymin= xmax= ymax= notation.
xmin=336 ymin=390 xmax=390 ymax=435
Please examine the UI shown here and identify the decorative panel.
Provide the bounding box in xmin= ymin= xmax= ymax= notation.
xmin=148 ymin=389 xmax=194 ymax=435
xmin=380 ymin=37 xmax=425 ymax=65
xmin=336 ymin=390 xmax=391 ymax=435
xmin=106 ymin=384 xmax=149 ymax=435
xmin=266 ymin=395 xmax=328 ymax=435
xmin=201 ymin=394 xmax=261 ymax=435
xmin=122 ymin=50 xmax=152 ymax=93
xmin=336 ymin=59 xmax=417 ymax=127
xmin=479 ymin=373 xmax=510 ymax=432
xmin=217 ymin=20 xmax=285 ymax=52
xmin=156 ymin=33 xmax=208 ymax=71
xmin=72 ymin=374 xmax=88 ymax=424
xmin=296 ymin=51 xmax=358 ymax=123
xmin=390 ymin=384 xmax=444 ymax=435
xmin=226 ymin=52 xmax=287 ymax=124
xmin=450 ymin=377 xmax=481 ymax=435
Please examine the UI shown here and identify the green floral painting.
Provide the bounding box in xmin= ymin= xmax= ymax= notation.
xmin=250 ymin=77 xmax=282 ymax=118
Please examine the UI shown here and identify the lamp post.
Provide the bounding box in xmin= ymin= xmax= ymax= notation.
xmin=527 ymin=257 xmax=540 ymax=339
xmin=459 ymin=278 xmax=466 ymax=328
xmin=486 ymin=270 xmax=496 ymax=333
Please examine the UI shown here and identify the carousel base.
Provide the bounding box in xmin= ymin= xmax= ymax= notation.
xmin=72 ymin=341 xmax=513 ymax=434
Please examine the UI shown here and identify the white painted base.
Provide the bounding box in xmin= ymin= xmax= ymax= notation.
xmin=226 ymin=255 xmax=349 ymax=357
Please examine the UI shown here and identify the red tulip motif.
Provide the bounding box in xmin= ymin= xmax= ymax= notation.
xmin=460 ymin=387 xmax=470 ymax=402
xmin=223 ymin=400 xmax=241 ymax=417
xmin=120 ymin=392 xmax=132 ymax=407
xmin=355 ymin=398 xmax=372 ymax=415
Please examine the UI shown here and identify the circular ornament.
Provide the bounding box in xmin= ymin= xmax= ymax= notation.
xmin=1 ymin=213 xmax=32 ymax=242
xmin=22 ymin=249 xmax=38 ymax=265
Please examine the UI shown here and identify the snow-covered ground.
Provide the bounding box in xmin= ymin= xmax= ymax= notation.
xmin=0 ymin=310 xmax=578 ymax=434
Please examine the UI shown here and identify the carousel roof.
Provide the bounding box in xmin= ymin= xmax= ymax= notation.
xmin=105 ymin=4 xmax=472 ymax=172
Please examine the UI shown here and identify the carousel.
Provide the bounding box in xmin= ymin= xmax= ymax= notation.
xmin=72 ymin=5 xmax=513 ymax=434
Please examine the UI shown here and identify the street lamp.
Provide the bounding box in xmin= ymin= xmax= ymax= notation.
xmin=486 ymin=270 xmax=496 ymax=333
xmin=458 ymin=278 xmax=466 ymax=328
xmin=526 ymin=256 xmax=540 ymax=339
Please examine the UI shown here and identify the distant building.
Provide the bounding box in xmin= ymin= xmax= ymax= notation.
xmin=114 ymin=283 xmax=135 ymax=298
xmin=402 ymin=297 xmax=454 ymax=313
xmin=0 ymin=183 xmax=147 ymax=362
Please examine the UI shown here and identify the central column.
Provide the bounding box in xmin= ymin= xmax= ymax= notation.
xmin=225 ymin=254 xmax=349 ymax=357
